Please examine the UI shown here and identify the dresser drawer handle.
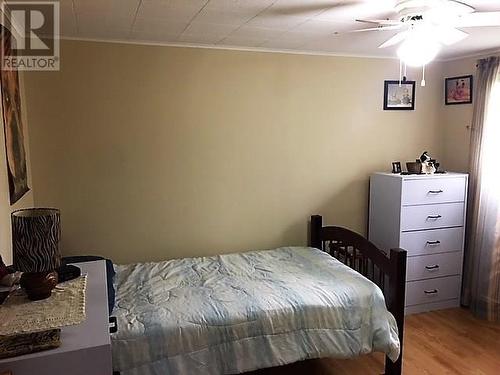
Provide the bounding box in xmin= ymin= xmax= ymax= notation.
xmin=424 ymin=289 xmax=438 ymax=294
xmin=428 ymin=190 xmax=444 ymax=194
xmin=426 ymin=240 xmax=441 ymax=245
xmin=427 ymin=215 xmax=442 ymax=220
xmin=425 ymin=265 xmax=440 ymax=270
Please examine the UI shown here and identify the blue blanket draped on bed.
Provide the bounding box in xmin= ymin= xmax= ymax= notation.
xmin=112 ymin=247 xmax=400 ymax=374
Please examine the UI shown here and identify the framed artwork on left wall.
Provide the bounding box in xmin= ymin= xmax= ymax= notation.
xmin=0 ymin=26 xmax=30 ymax=204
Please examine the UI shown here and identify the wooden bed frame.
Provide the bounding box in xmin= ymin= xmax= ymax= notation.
xmin=309 ymin=215 xmax=407 ymax=375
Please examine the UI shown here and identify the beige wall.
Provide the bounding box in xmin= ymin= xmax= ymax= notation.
xmin=441 ymin=57 xmax=476 ymax=172
xmin=0 ymin=72 xmax=35 ymax=265
xmin=440 ymin=53 xmax=500 ymax=173
xmin=24 ymin=40 xmax=445 ymax=264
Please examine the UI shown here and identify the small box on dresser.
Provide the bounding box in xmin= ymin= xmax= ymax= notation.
xmin=368 ymin=172 xmax=468 ymax=315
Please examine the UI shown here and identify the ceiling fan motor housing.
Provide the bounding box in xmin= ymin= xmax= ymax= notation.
xmin=399 ymin=8 xmax=430 ymax=21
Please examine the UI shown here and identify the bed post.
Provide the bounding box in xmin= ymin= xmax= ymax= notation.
xmin=384 ymin=248 xmax=407 ymax=375
xmin=310 ymin=215 xmax=322 ymax=249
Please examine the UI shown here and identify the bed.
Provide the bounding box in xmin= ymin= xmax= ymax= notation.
xmin=111 ymin=215 xmax=407 ymax=375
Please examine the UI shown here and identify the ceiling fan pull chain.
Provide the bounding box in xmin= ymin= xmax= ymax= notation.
xmin=399 ymin=59 xmax=403 ymax=87
xmin=421 ymin=64 xmax=426 ymax=87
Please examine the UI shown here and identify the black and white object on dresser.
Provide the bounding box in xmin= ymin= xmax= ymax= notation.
xmin=368 ymin=172 xmax=468 ymax=315
xmin=0 ymin=260 xmax=112 ymax=375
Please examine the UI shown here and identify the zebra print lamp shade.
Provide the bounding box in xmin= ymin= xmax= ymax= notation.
xmin=12 ymin=208 xmax=61 ymax=273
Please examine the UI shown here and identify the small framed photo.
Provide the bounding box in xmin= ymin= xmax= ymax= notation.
xmin=445 ymin=75 xmax=473 ymax=105
xmin=383 ymin=80 xmax=415 ymax=110
xmin=392 ymin=162 xmax=402 ymax=174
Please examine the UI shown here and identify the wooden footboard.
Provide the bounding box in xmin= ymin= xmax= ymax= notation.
xmin=309 ymin=215 xmax=406 ymax=375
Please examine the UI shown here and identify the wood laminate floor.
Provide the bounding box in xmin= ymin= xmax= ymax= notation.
xmin=249 ymin=308 xmax=500 ymax=375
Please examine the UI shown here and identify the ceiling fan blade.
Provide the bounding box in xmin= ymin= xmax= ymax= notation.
xmin=455 ymin=12 xmax=500 ymax=27
xmin=378 ymin=31 xmax=408 ymax=48
xmin=356 ymin=19 xmax=402 ymax=25
xmin=435 ymin=27 xmax=469 ymax=46
xmin=395 ymin=0 xmax=474 ymax=15
xmin=341 ymin=25 xmax=403 ymax=34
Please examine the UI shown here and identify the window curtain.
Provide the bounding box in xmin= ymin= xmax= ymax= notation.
xmin=462 ymin=56 xmax=500 ymax=321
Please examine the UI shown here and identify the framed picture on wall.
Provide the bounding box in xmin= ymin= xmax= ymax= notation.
xmin=383 ymin=80 xmax=416 ymax=110
xmin=0 ymin=26 xmax=30 ymax=204
xmin=445 ymin=75 xmax=473 ymax=105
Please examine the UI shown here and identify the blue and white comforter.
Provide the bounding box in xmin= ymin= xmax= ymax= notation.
xmin=112 ymin=247 xmax=400 ymax=374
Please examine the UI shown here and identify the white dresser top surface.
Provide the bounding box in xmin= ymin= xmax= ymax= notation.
xmin=372 ymin=172 xmax=468 ymax=180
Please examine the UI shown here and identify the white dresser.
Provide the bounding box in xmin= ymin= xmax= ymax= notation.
xmin=368 ymin=172 xmax=468 ymax=314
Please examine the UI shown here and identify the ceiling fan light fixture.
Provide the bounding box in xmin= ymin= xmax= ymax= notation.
xmin=396 ymin=31 xmax=441 ymax=67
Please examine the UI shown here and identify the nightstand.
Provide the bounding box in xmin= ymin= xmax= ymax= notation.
xmin=0 ymin=260 xmax=113 ymax=375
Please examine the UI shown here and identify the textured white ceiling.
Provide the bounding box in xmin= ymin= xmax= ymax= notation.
xmin=57 ymin=0 xmax=500 ymax=59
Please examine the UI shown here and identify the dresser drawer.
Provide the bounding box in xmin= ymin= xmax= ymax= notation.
xmin=402 ymin=177 xmax=466 ymax=206
xmin=401 ymin=203 xmax=464 ymax=231
xmin=407 ymin=252 xmax=462 ymax=281
xmin=406 ymin=275 xmax=461 ymax=306
xmin=400 ymin=227 xmax=464 ymax=256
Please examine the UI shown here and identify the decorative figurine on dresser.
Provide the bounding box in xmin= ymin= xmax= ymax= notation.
xmin=369 ymin=161 xmax=468 ymax=314
xmin=419 ymin=151 xmax=437 ymax=174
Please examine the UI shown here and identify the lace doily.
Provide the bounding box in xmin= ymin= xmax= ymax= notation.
xmin=0 ymin=275 xmax=87 ymax=336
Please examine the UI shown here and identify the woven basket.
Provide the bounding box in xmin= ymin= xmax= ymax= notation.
xmin=406 ymin=161 xmax=422 ymax=174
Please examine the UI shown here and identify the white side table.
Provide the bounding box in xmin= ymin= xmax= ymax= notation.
xmin=0 ymin=260 xmax=113 ymax=375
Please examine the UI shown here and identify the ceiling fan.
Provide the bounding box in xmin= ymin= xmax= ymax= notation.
xmin=274 ymin=0 xmax=500 ymax=67
xmin=353 ymin=1 xmax=500 ymax=46
xmin=344 ymin=0 xmax=500 ymax=66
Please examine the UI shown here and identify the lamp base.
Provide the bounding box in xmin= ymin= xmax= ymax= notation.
xmin=20 ymin=271 xmax=58 ymax=301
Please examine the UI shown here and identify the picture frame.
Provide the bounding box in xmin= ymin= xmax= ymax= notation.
xmin=383 ymin=80 xmax=416 ymax=110
xmin=392 ymin=161 xmax=402 ymax=174
xmin=0 ymin=26 xmax=30 ymax=205
xmin=445 ymin=75 xmax=473 ymax=105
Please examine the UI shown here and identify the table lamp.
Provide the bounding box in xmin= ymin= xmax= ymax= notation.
xmin=12 ymin=208 xmax=61 ymax=300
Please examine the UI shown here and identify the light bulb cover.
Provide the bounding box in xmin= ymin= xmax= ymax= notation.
xmin=397 ymin=30 xmax=441 ymax=67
